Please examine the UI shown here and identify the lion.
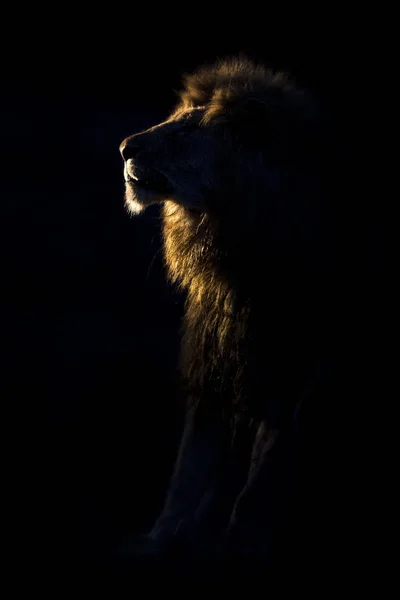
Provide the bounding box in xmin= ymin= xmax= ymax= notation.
xmin=119 ymin=56 xmax=340 ymax=569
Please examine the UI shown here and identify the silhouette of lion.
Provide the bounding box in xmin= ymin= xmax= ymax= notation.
xmin=119 ymin=57 xmax=340 ymax=568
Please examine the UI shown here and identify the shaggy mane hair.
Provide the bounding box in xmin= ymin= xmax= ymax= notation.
xmin=162 ymin=57 xmax=334 ymax=422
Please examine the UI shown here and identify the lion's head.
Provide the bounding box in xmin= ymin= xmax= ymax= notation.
xmin=120 ymin=57 xmax=328 ymax=290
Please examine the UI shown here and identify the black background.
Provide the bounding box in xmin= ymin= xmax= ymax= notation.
xmin=1 ymin=13 xmax=387 ymax=587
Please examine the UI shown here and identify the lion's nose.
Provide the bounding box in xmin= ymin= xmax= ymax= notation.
xmin=119 ymin=139 xmax=141 ymax=161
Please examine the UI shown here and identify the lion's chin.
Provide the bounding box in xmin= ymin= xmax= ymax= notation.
xmin=124 ymin=183 xmax=168 ymax=215
xmin=125 ymin=183 xmax=206 ymax=218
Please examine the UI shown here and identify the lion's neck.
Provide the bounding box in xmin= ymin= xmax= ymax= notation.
xmin=162 ymin=202 xmax=320 ymax=408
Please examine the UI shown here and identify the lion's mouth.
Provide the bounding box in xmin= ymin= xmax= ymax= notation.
xmin=125 ymin=163 xmax=174 ymax=195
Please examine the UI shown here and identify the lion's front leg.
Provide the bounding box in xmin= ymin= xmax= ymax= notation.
xmin=147 ymin=402 xmax=235 ymax=556
xmin=224 ymin=420 xmax=303 ymax=564
xmin=118 ymin=408 xmax=227 ymax=561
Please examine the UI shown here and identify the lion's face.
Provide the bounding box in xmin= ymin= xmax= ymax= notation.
xmin=120 ymin=105 xmax=223 ymax=216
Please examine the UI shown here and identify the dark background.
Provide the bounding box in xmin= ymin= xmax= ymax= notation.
xmin=1 ymin=16 xmax=387 ymax=585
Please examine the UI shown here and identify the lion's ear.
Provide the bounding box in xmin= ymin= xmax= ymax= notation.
xmin=227 ymin=96 xmax=284 ymax=147
xmin=236 ymin=96 xmax=272 ymax=127
xmin=230 ymin=94 xmax=322 ymax=158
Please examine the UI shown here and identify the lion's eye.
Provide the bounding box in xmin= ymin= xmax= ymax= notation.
xmin=176 ymin=122 xmax=197 ymax=137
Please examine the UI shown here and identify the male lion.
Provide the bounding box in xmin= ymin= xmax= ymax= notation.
xmin=119 ymin=57 xmax=340 ymax=569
